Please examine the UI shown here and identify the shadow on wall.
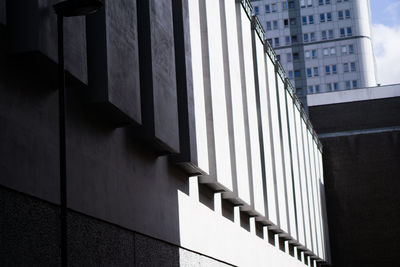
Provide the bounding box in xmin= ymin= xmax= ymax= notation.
xmin=321 ymin=132 xmax=400 ymax=267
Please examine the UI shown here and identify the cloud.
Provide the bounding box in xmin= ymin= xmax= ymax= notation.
xmin=372 ymin=23 xmax=400 ymax=85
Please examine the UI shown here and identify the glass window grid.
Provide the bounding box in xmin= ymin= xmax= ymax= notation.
xmin=310 ymin=32 xmax=316 ymax=41
xmin=313 ymin=67 xmax=319 ymax=76
xmin=320 ymin=13 xmax=325 ymax=22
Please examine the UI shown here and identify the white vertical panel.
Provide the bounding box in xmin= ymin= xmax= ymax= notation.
xmin=240 ymin=8 xmax=263 ymax=213
xmin=273 ymin=76 xmax=289 ymax=233
xmin=297 ymin=113 xmax=312 ymax=249
xmin=307 ymin=130 xmax=318 ymax=255
xmin=312 ymin=140 xmax=323 ymax=258
xmin=317 ymin=147 xmax=327 ymax=259
xmin=224 ymin=0 xmax=250 ymax=204
xmin=290 ymin=103 xmax=306 ymax=246
xmin=201 ymin=0 xmax=232 ymax=190
xmin=265 ymin=58 xmax=278 ymax=225
xmin=302 ymin=120 xmax=315 ymax=253
xmin=188 ymin=0 xmax=209 ymax=174
xmin=253 ymin=35 xmax=269 ymax=216
xmin=280 ymin=87 xmax=297 ymax=240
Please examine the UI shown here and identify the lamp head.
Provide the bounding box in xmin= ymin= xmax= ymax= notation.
xmin=54 ymin=0 xmax=103 ymax=17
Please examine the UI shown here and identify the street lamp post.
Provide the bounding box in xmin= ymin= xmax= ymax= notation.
xmin=53 ymin=1 xmax=103 ymax=266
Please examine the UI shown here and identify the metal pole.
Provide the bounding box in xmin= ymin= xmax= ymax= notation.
xmin=57 ymin=14 xmax=67 ymax=267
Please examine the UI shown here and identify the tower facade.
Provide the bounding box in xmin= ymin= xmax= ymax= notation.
xmin=252 ymin=0 xmax=377 ymax=106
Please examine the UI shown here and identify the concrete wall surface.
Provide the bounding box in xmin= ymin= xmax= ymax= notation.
xmin=309 ymin=91 xmax=400 ymax=267
xmin=0 ymin=0 xmax=329 ymax=266
xmin=319 ymin=131 xmax=400 ymax=267
xmin=0 ymin=186 xmax=232 ymax=267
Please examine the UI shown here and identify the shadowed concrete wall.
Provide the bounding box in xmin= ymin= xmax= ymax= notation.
xmin=320 ymin=132 xmax=400 ymax=267
xmin=309 ymin=92 xmax=400 ymax=267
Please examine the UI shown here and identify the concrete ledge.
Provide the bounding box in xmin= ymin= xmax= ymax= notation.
xmin=307 ymin=83 xmax=400 ymax=106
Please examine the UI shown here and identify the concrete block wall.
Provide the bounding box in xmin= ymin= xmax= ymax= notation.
xmin=0 ymin=186 xmax=231 ymax=267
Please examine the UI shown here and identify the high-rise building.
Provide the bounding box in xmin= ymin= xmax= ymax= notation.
xmin=251 ymin=0 xmax=377 ymax=107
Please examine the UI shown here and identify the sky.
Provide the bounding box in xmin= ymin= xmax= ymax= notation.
xmin=370 ymin=0 xmax=400 ymax=85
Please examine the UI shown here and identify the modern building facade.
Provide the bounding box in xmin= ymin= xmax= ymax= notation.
xmin=1 ymin=0 xmax=330 ymax=266
xmin=251 ymin=0 xmax=377 ymax=107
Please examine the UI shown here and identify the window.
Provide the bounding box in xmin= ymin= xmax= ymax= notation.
xmin=277 ymin=55 xmax=281 ymax=62
xmin=320 ymin=13 xmax=325 ymax=22
xmin=272 ymin=3 xmax=277 ymax=12
xmin=302 ymin=16 xmax=307 ymax=25
xmin=315 ymin=85 xmax=320 ymax=92
xmin=312 ymin=49 xmax=317 ymax=58
xmin=338 ymin=10 xmax=344 ymax=20
xmin=308 ymin=86 xmax=314 ymax=94
xmin=282 ymin=2 xmax=288 ymax=10
xmin=326 ymin=0 xmax=331 ymax=4
xmin=332 ymin=64 xmax=337 ymax=74
xmin=309 ymin=15 xmax=314 ymax=24
xmin=325 ymin=65 xmax=331 ymax=75
xmin=344 ymin=63 xmax=349 ymax=72
xmin=327 ymin=83 xmax=332 ymax=91
xmin=329 ymin=30 xmax=334 ymax=39
xmin=289 ymin=1 xmax=295 ymax=9
xmin=327 ymin=12 xmax=332 ymax=21
xmin=352 ymin=80 xmax=358 ymax=88
xmin=265 ymin=4 xmax=270 ymax=13
xmin=307 ymin=68 xmax=312 ymax=77
xmin=288 ymin=70 xmax=294 ymax=79
xmin=284 ymin=19 xmax=289 ymax=28
xmin=285 ymin=36 xmax=291 ymax=45
xmin=342 ymin=45 xmax=347 ymax=54
xmin=266 ymin=22 xmax=272 ymax=31
xmin=300 ymin=0 xmax=306 ymax=8
xmin=330 ymin=47 xmax=336 ymax=55
xmin=313 ymin=67 xmax=319 ymax=76
xmin=305 ymin=50 xmax=310 ymax=59
xmin=333 ymin=82 xmax=339 ymax=91
xmin=287 ymin=53 xmax=292 ymax=62
xmin=345 ymin=9 xmax=351 ymax=19
xmin=292 ymin=35 xmax=298 ymax=43
xmin=296 ymin=88 xmax=303 ymax=95
xmin=340 ymin=28 xmax=345 ymax=37
xmin=310 ymin=32 xmax=316 ymax=41
xmin=349 ymin=44 xmax=354 ymax=54
xmin=304 ymin=33 xmax=309 ymax=42
xmin=273 ymin=20 xmax=278 ymax=29
xmin=274 ymin=37 xmax=280 ymax=47
xmin=267 ymin=39 xmax=273 ymax=45
xmin=347 ymin=27 xmax=352 ymax=36
xmin=295 ymin=70 xmax=301 ymax=78
xmin=322 ymin=31 xmax=327 ymax=40
xmin=307 ymin=0 xmax=313 ymax=6
xmin=293 ymin=53 xmax=300 ymax=60
xmin=351 ymin=62 xmax=356 ymax=71
xmin=319 ymin=0 xmax=324 ymax=5
xmin=345 ymin=81 xmax=351 ymax=89
xmin=290 ymin=18 xmax=296 ymax=25
xmin=254 ymin=6 xmax=259 ymax=15
xmin=323 ymin=48 xmax=329 ymax=56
